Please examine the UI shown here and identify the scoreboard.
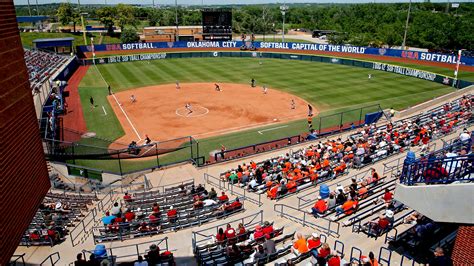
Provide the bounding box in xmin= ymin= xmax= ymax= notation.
xmin=202 ymin=8 xmax=232 ymax=41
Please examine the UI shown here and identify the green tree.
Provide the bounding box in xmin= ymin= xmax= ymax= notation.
xmin=56 ymin=3 xmax=80 ymax=32
xmin=148 ymin=8 xmax=160 ymax=27
xmin=121 ymin=27 xmax=140 ymax=43
xmin=96 ymin=6 xmax=116 ymax=35
xmin=115 ymin=4 xmax=138 ymax=30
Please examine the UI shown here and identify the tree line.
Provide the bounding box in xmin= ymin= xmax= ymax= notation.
xmin=16 ymin=2 xmax=473 ymax=50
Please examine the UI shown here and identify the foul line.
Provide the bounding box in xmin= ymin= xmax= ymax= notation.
xmin=258 ymin=125 xmax=289 ymax=135
xmin=101 ymin=106 xmax=107 ymax=116
xmin=93 ymin=64 xmax=142 ymax=141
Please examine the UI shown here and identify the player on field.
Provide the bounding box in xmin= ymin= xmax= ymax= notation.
xmin=291 ymin=99 xmax=296 ymax=110
xmin=215 ymin=83 xmax=221 ymax=91
xmin=262 ymin=85 xmax=268 ymax=94
xmin=368 ymin=73 xmax=372 ymax=80
xmin=144 ymin=135 xmax=152 ymax=145
xmin=251 ymin=78 xmax=256 ymax=87
xmin=130 ymin=95 xmax=136 ymax=103
xmin=176 ymin=80 xmax=180 ymax=90
xmin=185 ymin=103 xmax=193 ymax=115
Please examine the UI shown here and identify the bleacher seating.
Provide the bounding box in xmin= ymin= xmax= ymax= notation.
xmin=193 ymin=221 xmax=291 ymax=265
xmin=23 ymin=49 xmax=71 ymax=93
xmin=218 ymin=94 xmax=472 ymax=201
xmin=20 ymin=192 xmax=98 ymax=246
xmin=93 ymin=184 xmax=244 ymax=243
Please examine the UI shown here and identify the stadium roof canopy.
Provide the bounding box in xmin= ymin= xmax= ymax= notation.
xmin=17 ymin=16 xmax=49 ymax=23
xmin=33 ymin=37 xmax=75 ymax=49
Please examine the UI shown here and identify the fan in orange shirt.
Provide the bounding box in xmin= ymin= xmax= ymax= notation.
xmin=267 ymin=184 xmax=280 ymax=199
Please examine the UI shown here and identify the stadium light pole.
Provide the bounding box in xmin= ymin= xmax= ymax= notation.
xmin=401 ymin=0 xmax=412 ymax=50
xmin=175 ymin=0 xmax=179 ymax=41
xmin=35 ymin=0 xmax=39 ymax=15
xmin=27 ymin=0 xmax=32 ymax=16
xmin=280 ymin=5 xmax=288 ymax=43
xmin=80 ymin=12 xmax=88 ymax=46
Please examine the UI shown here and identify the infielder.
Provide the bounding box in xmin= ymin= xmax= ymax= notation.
xmin=176 ymin=80 xmax=180 ymax=90
xmin=262 ymin=85 xmax=268 ymax=94
xmin=291 ymin=99 xmax=296 ymax=110
xmin=130 ymin=94 xmax=136 ymax=103
xmin=215 ymin=83 xmax=221 ymax=91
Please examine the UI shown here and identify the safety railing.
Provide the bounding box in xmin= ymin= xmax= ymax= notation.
xmin=82 ymin=237 xmax=169 ymax=262
xmin=69 ymin=191 xmax=115 ymax=247
xmin=273 ymin=204 xmax=340 ymax=238
xmin=378 ymin=247 xmax=392 ymax=266
xmin=203 ymin=173 xmax=262 ymax=206
xmin=296 ymin=168 xmax=372 ymax=209
xmin=39 ymin=252 xmax=61 ymax=266
xmin=9 ymin=253 xmax=26 ymax=266
xmin=400 ymin=155 xmax=474 ymax=185
xmin=192 ymin=211 xmax=264 ymax=250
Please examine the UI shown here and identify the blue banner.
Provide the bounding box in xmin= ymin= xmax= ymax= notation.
xmin=78 ymin=41 xmax=474 ymax=67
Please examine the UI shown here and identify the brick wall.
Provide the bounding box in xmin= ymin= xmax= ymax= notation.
xmin=0 ymin=1 xmax=50 ymax=265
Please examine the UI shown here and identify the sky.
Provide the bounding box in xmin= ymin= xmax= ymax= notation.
xmin=13 ymin=0 xmax=474 ymax=6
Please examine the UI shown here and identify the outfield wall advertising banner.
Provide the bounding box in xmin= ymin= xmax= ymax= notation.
xmin=92 ymin=53 xmax=167 ymax=64
xmin=78 ymin=41 xmax=474 ymax=66
xmin=83 ymin=51 xmax=472 ymax=89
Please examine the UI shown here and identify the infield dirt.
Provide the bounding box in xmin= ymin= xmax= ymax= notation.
xmin=107 ymin=83 xmax=313 ymax=147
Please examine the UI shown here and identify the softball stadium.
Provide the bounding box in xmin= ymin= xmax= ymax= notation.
xmin=2 ymin=1 xmax=474 ymax=266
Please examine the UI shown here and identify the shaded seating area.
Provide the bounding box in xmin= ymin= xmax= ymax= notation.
xmin=20 ymin=192 xmax=98 ymax=246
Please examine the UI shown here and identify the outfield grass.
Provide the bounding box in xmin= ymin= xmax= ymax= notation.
xmin=75 ymin=57 xmax=456 ymax=173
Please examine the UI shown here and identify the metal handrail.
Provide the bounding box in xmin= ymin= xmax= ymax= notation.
xmin=204 ymin=173 xmax=262 ymax=206
xmin=400 ymin=155 xmax=474 ymax=185
xmin=39 ymin=252 xmax=60 ymax=266
xmin=274 ymin=204 xmax=340 ymax=238
xmin=192 ymin=211 xmax=264 ymax=250
xmin=9 ymin=253 xmax=26 ymax=266
xmin=82 ymin=237 xmax=169 ymax=261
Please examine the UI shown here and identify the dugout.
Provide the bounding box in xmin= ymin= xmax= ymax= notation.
xmin=33 ymin=37 xmax=75 ymax=54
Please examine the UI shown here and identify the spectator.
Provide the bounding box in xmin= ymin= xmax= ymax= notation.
xmin=262 ymin=221 xmax=274 ymax=238
xmin=317 ymin=243 xmax=331 ymax=266
xmin=327 ymin=251 xmax=341 ymax=266
xmin=253 ymin=245 xmax=266 ymax=262
xmin=459 ymin=129 xmax=470 ymax=142
xmin=291 ymin=232 xmax=309 ymax=255
xmin=224 ymin=198 xmax=242 ymax=212
xmin=251 ymin=225 xmax=264 ymax=241
xmin=123 ymin=192 xmax=132 ymax=202
xmin=218 ymin=192 xmax=229 ymax=202
xmin=74 ymin=253 xmax=88 ymax=266
xmin=225 ymin=224 xmax=236 ymax=240
xmin=152 ymin=203 xmax=160 ymax=215
xmin=124 ymin=209 xmax=135 ymax=222
xmin=208 ymin=188 xmax=217 ymax=199
xmin=202 ymin=198 xmax=217 ymax=207
xmin=327 ymin=193 xmax=336 ymax=209
xmin=101 ymin=212 xmax=115 ymax=226
xmin=215 ymin=228 xmax=226 ymax=244
xmin=311 ymin=196 xmax=328 ymax=215
xmin=307 ymin=232 xmax=321 ymax=250
xmin=368 ymin=214 xmax=391 ymax=236
xmin=263 ymin=232 xmax=276 ymax=254
xmin=167 ymin=206 xmax=177 ymax=223
xmin=430 ymin=247 xmax=453 ymax=266
xmin=145 ymin=244 xmax=161 ymax=265
xmin=226 ymin=244 xmax=241 ymax=262
xmin=134 ymin=256 xmax=148 ymax=266
xmin=138 ymin=222 xmax=150 ymax=233
xmin=237 ymin=223 xmax=247 ymax=241
xmin=110 ymin=202 xmax=121 ymax=217
xmin=361 ymin=251 xmax=378 ymax=266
